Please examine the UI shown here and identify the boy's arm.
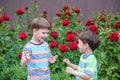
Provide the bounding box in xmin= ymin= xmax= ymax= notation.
xmin=20 ymin=58 xmax=29 ymax=66
xmin=20 ymin=52 xmax=30 ymax=66
xmin=49 ymin=55 xmax=57 ymax=63
xmin=66 ymin=67 xmax=91 ymax=80
xmin=63 ymin=59 xmax=78 ymax=70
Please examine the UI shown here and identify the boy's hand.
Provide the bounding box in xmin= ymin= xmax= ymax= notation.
xmin=66 ymin=67 xmax=75 ymax=74
xmin=24 ymin=52 xmax=30 ymax=61
xmin=63 ymin=58 xmax=70 ymax=65
xmin=49 ymin=55 xmax=57 ymax=63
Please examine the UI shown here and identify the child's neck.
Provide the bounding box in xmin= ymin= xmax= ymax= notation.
xmin=84 ymin=49 xmax=93 ymax=55
xmin=31 ymin=37 xmax=43 ymax=44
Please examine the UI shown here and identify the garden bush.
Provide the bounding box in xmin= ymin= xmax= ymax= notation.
xmin=0 ymin=1 xmax=120 ymax=80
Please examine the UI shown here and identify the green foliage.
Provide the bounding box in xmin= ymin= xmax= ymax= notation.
xmin=0 ymin=1 xmax=120 ymax=80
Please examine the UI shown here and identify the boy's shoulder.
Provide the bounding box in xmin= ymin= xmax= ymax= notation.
xmin=42 ymin=41 xmax=49 ymax=46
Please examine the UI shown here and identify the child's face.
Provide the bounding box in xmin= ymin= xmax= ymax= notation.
xmin=78 ymin=39 xmax=87 ymax=53
xmin=33 ymin=28 xmax=49 ymax=42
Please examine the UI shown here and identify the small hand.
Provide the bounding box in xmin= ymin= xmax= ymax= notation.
xmin=63 ymin=58 xmax=70 ymax=65
xmin=66 ymin=67 xmax=75 ymax=74
xmin=49 ymin=55 xmax=58 ymax=63
xmin=24 ymin=52 xmax=30 ymax=60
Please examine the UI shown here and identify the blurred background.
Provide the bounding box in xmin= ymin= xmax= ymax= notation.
xmin=0 ymin=0 xmax=120 ymax=23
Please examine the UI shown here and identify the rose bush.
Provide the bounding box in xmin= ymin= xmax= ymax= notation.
xmin=0 ymin=1 xmax=120 ymax=80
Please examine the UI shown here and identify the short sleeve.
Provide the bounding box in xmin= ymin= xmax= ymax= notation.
xmin=84 ymin=59 xmax=97 ymax=76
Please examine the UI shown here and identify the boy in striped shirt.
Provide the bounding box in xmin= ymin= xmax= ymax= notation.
xmin=20 ymin=17 xmax=57 ymax=80
xmin=63 ymin=31 xmax=100 ymax=80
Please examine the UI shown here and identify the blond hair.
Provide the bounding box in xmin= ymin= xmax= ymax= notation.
xmin=31 ymin=17 xmax=50 ymax=30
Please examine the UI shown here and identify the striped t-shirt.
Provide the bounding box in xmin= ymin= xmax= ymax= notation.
xmin=22 ymin=41 xmax=52 ymax=80
xmin=76 ymin=54 xmax=97 ymax=80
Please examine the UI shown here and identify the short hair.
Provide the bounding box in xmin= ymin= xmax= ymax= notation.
xmin=78 ymin=31 xmax=100 ymax=51
xmin=31 ymin=17 xmax=50 ymax=30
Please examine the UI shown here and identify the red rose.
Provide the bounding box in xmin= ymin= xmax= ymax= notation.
xmin=59 ymin=44 xmax=68 ymax=53
xmin=73 ymin=8 xmax=80 ymax=14
xmin=16 ymin=8 xmax=24 ymax=15
xmin=27 ymin=23 xmax=32 ymax=28
xmin=18 ymin=52 xmax=22 ymax=59
xmin=49 ymin=41 xmax=58 ymax=48
xmin=109 ymin=31 xmax=119 ymax=41
xmin=64 ymin=11 xmax=71 ymax=16
xmin=43 ymin=11 xmax=48 ymax=15
xmin=19 ymin=32 xmax=28 ymax=40
xmin=115 ymin=21 xmax=120 ymax=29
xmin=100 ymin=17 xmax=106 ymax=22
xmin=50 ymin=31 xmax=58 ymax=38
xmin=89 ymin=25 xmax=98 ymax=33
xmin=69 ymin=42 xmax=78 ymax=50
xmin=62 ymin=19 xmax=70 ymax=26
xmin=62 ymin=5 xmax=69 ymax=10
xmin=66 ymin=33 xmax=76 ymax=42
xmin=56 ymin=12 xmax=61 ymax=17
xmin=48 ymin=20 xmax=52 ymax=28
xmin=25 ymin=7 xmax=29 ymax=11
xmin=2 ymin=14 xmax=10 ymax=21
xmin=66 ymin=31 xmax=76 ymax=35
xmin=0 ymin=17 xmax=4 ymax=23
xmin=85 ymin=20 xmax=94 ymax=26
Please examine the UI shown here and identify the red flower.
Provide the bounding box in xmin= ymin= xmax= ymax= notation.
xmin=50 ymin=31 xmax=58 ymax=38
xmin=109 ymin=31 xmax=119 ymax=41
xmin=115 ymin=21 xmax=120 ymax=29
xmin=73 ymin=8 xmax=80 ymax=14
xmin=85 ymin=20 xmax=94 ymax=26
xmin=59 ymin=44 xmax=68 ymax=53
xmin=0 ymin=17 xmax=4 ymax=23
xmin=16 ymin=8 xmax=24 ymax=15
xmin=18 ymin=52 xmax=22 ymax=59
xmin=49 ymin=41 xmax=58 ymax=48
xmin=69 ymin=42 xmax=78 ymax=50
xmin=56 ymin=12 xmax=61 ymax=17
xmin=2 ymin=14 xmax=10 ymax=21
xmin=27 ymin=24 xmax=32 ymax=28
xmin=48 ymin=20 xmax=52 ymax=28
xmin=66 ymin=33 xmax=76 ymax=42
xmin=100 ymin=17 xmax=106 ymax=22
xmin=89 ymin=25 xmax=98 ymax=33
xmin=43 ymin=11 xmax=48 ymax=15
xmin=64 ymin=11 xmax=71 ymax=16
xmin=19 ymin=32 xmax=28 ymax=40
xmin=62 ymin=5 xmax=69 ymax=10
xmin=25 ymin=7 xmax=29 ymax=11
xmin=62 ymin=19 xmax=70 ymax=26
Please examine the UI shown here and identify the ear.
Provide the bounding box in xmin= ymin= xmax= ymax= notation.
xmin=33 ymin=29 xmax=37 ymax=35
xmin=84 ymin=43 xmax=89 ymax=48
